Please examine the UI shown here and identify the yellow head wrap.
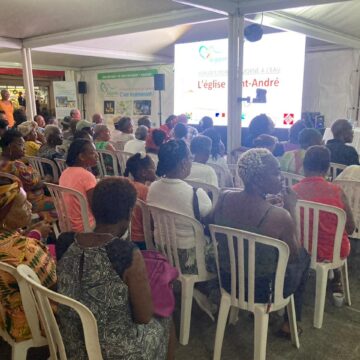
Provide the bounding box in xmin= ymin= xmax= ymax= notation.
xmin=0 ymin=181 xmax=20 ymax=210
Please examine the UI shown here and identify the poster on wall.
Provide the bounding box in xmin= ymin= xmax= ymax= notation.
xmin=53 ymin=81 xmax=78 ymax=119
xmin=97 ymin=69 xmax=157 ymax=126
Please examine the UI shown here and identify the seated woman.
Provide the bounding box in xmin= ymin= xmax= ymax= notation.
xmin=56 ymin=177 xmax=174 ymax=359
xmin=38 ymin=125 xmax=64 ymax=161
xmin=211 ymin=148 xmax=310 ymax=336
xmin=93 ymin=124 xmax=116 ymax=152
xmin=147 ymin=140 xmax=212 ymax=274
xmin=145 ymin=128 xmax=166 ymax=167
xmin=0 ymin=176 xmax=56 ymax=342
xmin=282 ymin=120 xmax=306 ymax=152
xmin=0 ymin=129 xmax=56 ymax=222
xmin=280 ymin=128 xmax=323 ymax=175
xmin=111 ymin=116 xmax=135 ymax=147
xmin=186 ymin=135 xmax=218 ymax=187
xmin=17 ymin=120 xmax=41 ymax=156
xmin=202 ymin=128 xmax=233 ymax=187
xmin=293 ymin=145 xmax=355 ymax=292
xmin=59 ymin=139 xmax=98 ymax=232
xmin=124 ymin=153 xmax=156 ymax=250
xmin=124 ymin=125 xmax=148 ymax=154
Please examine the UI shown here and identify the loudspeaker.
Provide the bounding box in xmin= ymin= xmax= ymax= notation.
xmin=244 ymin=24 xmax=263 ymax=42
xmin=154 ymin=74 xmax=165 ymax=91
xmin=78 ymin=81 xmax=87 ymax=94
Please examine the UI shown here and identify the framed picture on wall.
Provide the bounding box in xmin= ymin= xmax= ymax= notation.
xmin=104 ymin=100 xmax=115 ymax=114
xmin=133 ymin=100 xmax=151 ymax=116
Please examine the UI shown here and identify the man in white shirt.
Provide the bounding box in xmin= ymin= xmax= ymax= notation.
xmin=186 ymin=135 xmax=218 ymax=187
xmin=124 ymin=125 xmax=148 ymax=154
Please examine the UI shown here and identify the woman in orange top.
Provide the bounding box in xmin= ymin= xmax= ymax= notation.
xmin=124 ymin=152 xmax=156 ymax=250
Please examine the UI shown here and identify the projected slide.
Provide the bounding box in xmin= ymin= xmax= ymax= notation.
xmin=174 ymin=32 xmax=306 ymax=127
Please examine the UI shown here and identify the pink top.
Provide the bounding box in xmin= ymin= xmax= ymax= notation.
xmin=59 ymin=167 xmax=96 ymax=232
xmin=293 ymin=177 xmax=350 ymax=261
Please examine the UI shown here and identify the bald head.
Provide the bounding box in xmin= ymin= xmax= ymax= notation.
xmin=331 ymin=119 xmax=353 ymax=143
xmin=92 ymin=113 xmax=104 ymax=124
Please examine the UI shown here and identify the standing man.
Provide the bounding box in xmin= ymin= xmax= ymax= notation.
xmin=70 ymin=108 xmax=81 ymax=121
xmin=0 ymin=89 xmax=14 ymax=128
xmin=18 ymin=91 xmax=26 ymax=107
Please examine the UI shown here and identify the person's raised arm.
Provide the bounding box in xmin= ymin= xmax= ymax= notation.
xmin=123 ymin=249 xmax=153 ymax=324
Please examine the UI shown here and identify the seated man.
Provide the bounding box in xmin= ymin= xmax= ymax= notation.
xmin=186 ymin=135 xmax=218 ymax=187
xmin=326 ymin=119 xmax=359 ymax=166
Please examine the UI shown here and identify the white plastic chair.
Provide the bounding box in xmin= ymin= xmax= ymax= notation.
xmin=333 ymin=179 xmax=360 ymax=239
xmin=96 ymin=149 xmax=120 ymax=176
xmin=0 ymin=261 xmax=48 ymax=360
xmin=227 ymin=163 xmax=244 ymax=188
xmin=26 ymin=156 xmax=59 ymax=182
xmin=185 ymin=179 xmax=220 ymax=208
xmin=281 ymin=171 xmax=305 ymax=187
xmin=54 ymin=158 xmax=67 ymax=174
xmin=17 ymin=264 xmax=103 ymax=360
xmin=146 ymin=204 xmax=216 ymax=345
xmin=116 ymin=150 xmax=133 ymax=175
xmin=45 ymin=182 xmax=92 ymax=233
xmin=208 ymin=162 xmax=234 ymax=188
xmin=136 ymin=199 xmax=154 ymax=249
xmin=295 ymin=199 xmax=351 ymax=328
xmin=329 ymin=162 xmax=347 ymax=181
xmin=111 ymin=140 xmax=127 ymax=151
xmin=209 ymin=225 xmax=299 ymax=360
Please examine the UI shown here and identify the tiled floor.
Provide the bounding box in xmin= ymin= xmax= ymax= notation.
xmin=1 ymin=241 xmax=360 ymax=359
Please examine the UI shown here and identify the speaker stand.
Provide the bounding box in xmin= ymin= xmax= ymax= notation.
xmin=158 ymin=89 xmax=162 ymax=126
xmin=82 ymin=93 xmax=86 ymax=120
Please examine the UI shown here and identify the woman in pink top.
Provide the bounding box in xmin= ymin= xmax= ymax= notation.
xmin=59 ymin=139 xmax=99 ymax=232
xmin=293 ymin=146 xmax=355 ymax=292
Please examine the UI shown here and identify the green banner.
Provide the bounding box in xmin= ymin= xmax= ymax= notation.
xmin=97 ymin=69 xmax=158 ymax=80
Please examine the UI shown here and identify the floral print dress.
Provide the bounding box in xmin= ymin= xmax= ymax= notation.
xmin=56 ymin=234 xmax=170 ymax=360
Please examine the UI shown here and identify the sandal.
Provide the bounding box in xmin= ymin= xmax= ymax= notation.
xmin=276 ymin=326 xmax=303 ymax=340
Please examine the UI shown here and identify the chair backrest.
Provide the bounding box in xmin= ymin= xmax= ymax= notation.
xmin=96 ymin=149 xmax=120 ymax=177
xmin=184 ymin=179 xmax=220 ymax=207
xmin=0 ymin=171 xmax=20 ymax=182
xmin=0 ymin=261 xmax=45 ymax=345
xmin=147 ymin=204 xmax=208 ymax=277
xmin=136 ymin=199 xmax=154 ymax=249
xmin=17 ymin=264 xmax=103 ymax=360
xmin=329 ymin=162 xmax=347 ymax=181
xmin=209 ymin=225 xmax=290 ymax=312
xmin=26 ymin=156 xmax=59 ymax=182
xmin=333 ymin=179 xmax=360 ymax=239
xmin=54 ymin=158 xmax=67 ymax=174
xmin=45 ymin=182 xmax=92 ymax=232
xmin=111 ymin=140 xmax=127 ymax=151
xmin=208 ymin=162 xmax=234 ymax=188
xmin=116 ymin=150 xmax=133 ymax=175
xmin=281 ymin=171 xmax=304 ymax=187
xmin=295 ymin=199 xmax=346 ymax=267
xmin=227 ymin=163 xmax=244 ymax=188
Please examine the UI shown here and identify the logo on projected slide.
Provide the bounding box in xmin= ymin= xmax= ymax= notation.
xmin=215 ymin=112 xmax=226 ymax=118
xmin=198 ymin=45 xmax=226 ymax=63
xmin=283 ymin=113 xmax=294 ymax=125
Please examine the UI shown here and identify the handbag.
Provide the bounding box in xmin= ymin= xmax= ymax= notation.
xmin=142 ymin=250 xmax=179 ymax=317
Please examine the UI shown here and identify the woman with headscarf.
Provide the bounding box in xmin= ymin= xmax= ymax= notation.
xmin=0 ymin=175 xmax=56 ymax=341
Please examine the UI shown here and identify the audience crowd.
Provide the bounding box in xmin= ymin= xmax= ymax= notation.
xmin=0 ymin=106 xmax=359 ymax=359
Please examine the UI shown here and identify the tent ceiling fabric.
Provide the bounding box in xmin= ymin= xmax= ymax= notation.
xmin=0 ymin=0 xmax=359 ymax=69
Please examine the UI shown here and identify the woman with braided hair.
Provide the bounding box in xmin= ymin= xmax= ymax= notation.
xmin=211 ymin=148 xmax=310 ymax=338
xmin=124 ymin=152 xmax=156 ymax=249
